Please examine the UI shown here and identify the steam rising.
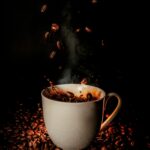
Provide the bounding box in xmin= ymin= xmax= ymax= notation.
xmin=58 ymin=2 xmax=80 ymax=84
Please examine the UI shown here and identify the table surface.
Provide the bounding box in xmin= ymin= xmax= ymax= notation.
xmin=1 ymin=98 xmax=150 ymax=150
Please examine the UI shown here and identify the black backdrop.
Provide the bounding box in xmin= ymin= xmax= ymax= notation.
xmin=2 ymin=0 xmax=150 ymax=148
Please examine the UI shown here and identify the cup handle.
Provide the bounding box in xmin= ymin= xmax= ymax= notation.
xmin=100 ymin=92 xmax=122 ymax=131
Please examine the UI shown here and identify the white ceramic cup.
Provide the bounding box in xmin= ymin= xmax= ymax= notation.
xmin=41 ymin=84 xmax=122 ymax=150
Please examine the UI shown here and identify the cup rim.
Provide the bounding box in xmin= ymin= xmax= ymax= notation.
xmin=41 ymin=83 xmax=106 ymax=104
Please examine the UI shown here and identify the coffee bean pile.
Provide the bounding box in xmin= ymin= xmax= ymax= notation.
xmin=1 ymin=103 xmax=137 ymax=150
xmin=1 ymin=103 xmax=55 ymax=150
xmin=43 ymin=87 xmax=97 ymax=102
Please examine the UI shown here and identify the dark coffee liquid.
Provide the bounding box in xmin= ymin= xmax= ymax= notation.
xmin=43 ymin=87 xmax=97 ymax=102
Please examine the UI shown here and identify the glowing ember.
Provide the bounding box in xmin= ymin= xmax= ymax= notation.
xmin=40 ymin=4 xmax=47 ymax=13
xmin=51 ymin=23 xmax=59 ymax=32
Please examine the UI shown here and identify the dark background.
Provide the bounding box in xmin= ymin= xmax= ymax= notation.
xmin=1 ymin=0 xmax=150 ymax=148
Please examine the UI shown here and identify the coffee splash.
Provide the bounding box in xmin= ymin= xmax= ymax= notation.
xmin=43 ymin=85 xmax=99 ymax=103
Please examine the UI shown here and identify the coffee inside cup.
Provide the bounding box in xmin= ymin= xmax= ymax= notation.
xmin=43 ymin=86 xmax=101 ymax=103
